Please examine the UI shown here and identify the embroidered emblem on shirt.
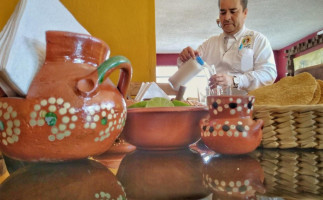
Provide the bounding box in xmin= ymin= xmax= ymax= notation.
xmin=242 ymin=36 xmax=252 ymax=47
xmin=239 ymin=34 xmax=254 ymax=50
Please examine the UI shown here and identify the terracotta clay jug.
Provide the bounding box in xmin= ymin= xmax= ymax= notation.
xmin=200 ymin=95 xmax=263 ymax=154
xmin=0 ymin=31 xmax=132 ymax=161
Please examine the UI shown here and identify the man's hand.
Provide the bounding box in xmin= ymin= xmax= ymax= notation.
xmin=179 ymin=46 xmax=199 ymax=62
xmin=209 ymin=73 xmax=233 ymax=89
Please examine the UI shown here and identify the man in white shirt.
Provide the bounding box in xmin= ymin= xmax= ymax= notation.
xmin=179 ymin=0 xmax=277 ymax=95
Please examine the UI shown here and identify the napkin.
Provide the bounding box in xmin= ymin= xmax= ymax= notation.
xmin=134 ymin=82 xmax=170 ymax=101
xmin=0 ymin=0 xmax=89 ymax=96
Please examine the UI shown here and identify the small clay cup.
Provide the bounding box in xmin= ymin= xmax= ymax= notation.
xmin=200 ymin=95 xmax=263 ymax=154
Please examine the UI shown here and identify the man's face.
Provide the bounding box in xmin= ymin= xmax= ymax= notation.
xmin=219 ymin=0 xmax=248 ymax=35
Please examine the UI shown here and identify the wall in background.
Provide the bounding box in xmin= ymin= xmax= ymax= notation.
xmin=0 ymin=0 xmax=156 ymax=84
xmin=0 ymin=1 xmax=18 ymax=29
xmin=274 ymin=31 xmax=323 ymax=81
xmin=156 ymin=54 xmax=178 ymax=66
xmin=273 ymin=50 xmax=286 ymax=81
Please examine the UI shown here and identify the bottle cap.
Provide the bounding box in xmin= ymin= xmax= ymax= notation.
xmin=196 ymin=56 xmax=204 ymax=65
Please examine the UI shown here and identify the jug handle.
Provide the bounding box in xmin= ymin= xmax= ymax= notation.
xmin=255 ymin=119 xmax=264 ymax=129
xmin=76 ymin=56 xmax=132 ymax=97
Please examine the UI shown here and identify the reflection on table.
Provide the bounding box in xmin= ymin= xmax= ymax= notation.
xmin=0 ymin=147 xmax=323 ymax=200
xmin=116 ymin=149 xmax=210 ymax=199
xmin=251 ymin=149 xmax=323 ymax=200
xmin=203 ymin=154 xmax=266 ymax=200
xmin=0 ymin=158 xmax=126 ymax=200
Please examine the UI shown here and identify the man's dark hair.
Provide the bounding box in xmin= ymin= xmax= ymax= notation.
xmin=218 ymin=0 xmax=248 ymax=10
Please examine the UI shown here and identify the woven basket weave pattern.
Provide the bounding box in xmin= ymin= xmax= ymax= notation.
xmin=251 ymin=150 xmax=323 ymax=199
xmin=253 ymin=105 xmax=323 ymax=149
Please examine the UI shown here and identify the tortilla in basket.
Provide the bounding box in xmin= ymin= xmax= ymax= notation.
xmin=317 ymin=80 xmax=323 ymax=104
xmin=309 ymin=81 xmax=321 ymax=104
xmin=248 ymin=72 xmax=317 ymax=105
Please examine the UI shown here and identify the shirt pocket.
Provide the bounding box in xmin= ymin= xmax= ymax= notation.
xmin=235 ymin=48 xmax=254 ymax=72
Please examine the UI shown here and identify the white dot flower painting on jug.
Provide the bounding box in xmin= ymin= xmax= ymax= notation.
xmin=200 ymin=95 xmax=263 ymax=155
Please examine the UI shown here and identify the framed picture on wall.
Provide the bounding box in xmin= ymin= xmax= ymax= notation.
xmin=293 ymin=48 xmax=323 ymax=71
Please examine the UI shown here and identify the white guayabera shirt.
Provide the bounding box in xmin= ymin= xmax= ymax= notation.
xmin=196 ymin=25 xmax=277 ymax=95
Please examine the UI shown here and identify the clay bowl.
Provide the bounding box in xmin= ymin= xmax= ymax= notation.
xmin=122 ymin=106 xmax=208 ymax=150
xmin=0 ymin=98 xmax=126 ymax=162
xmin=0 ymin=159 xmax=126 ymax=199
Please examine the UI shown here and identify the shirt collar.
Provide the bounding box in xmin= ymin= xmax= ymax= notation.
xmin=223 ymin=24 xmax=246 ymax=40
xmin=234 ymin=24 xmax=246 ymax=39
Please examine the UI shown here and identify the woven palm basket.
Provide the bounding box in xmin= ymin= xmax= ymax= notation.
xmin=253 ymin=105 xmax=323 ymax=149
xmin=250 ymin=149 xmax=323 ymax=199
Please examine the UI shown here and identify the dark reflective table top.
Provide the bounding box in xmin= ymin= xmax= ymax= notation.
xmin=1 ymin=144 xmax=323 ymax=200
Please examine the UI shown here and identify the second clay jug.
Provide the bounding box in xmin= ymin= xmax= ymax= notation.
xmin=200 ymin=95 xmax=263 ymax=154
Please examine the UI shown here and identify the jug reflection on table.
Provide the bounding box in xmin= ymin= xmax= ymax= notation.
xmin=203 ymin=154 xmax=265 ymax=199
xmin=0 ymin=159 xmax=126 ymax=199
